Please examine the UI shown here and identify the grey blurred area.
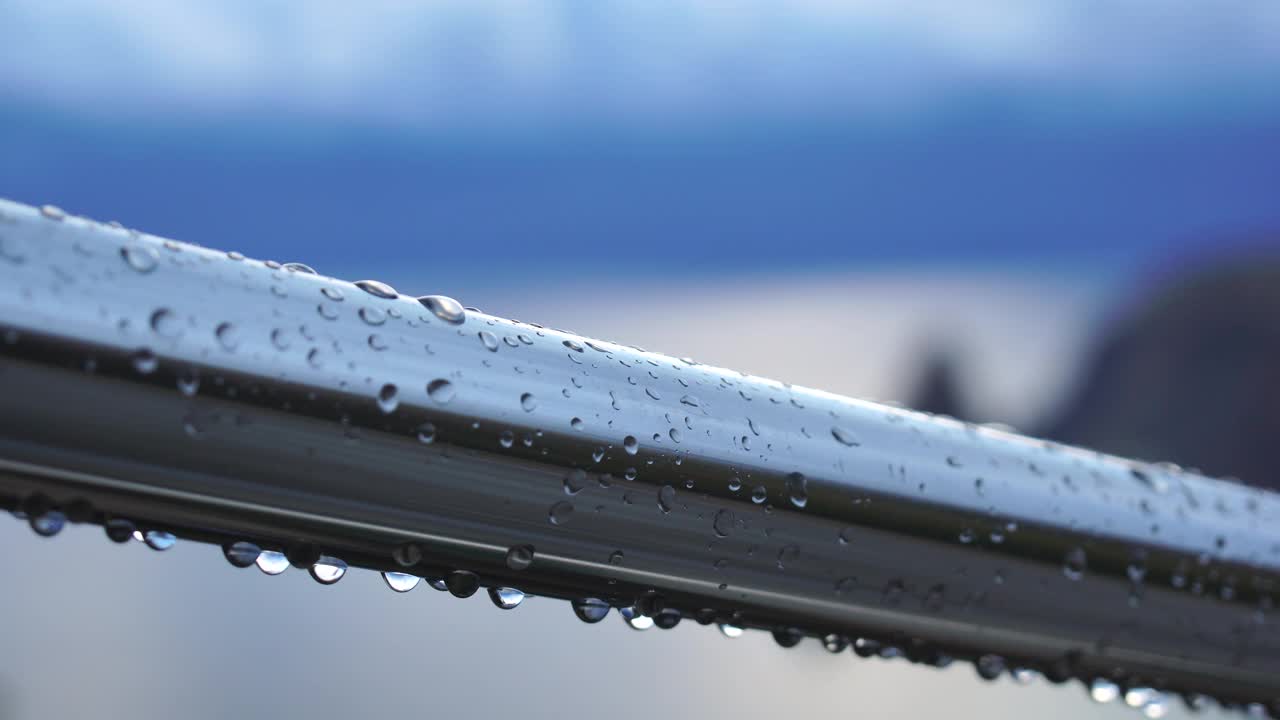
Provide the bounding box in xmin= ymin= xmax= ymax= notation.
xmin=3 ymin=253 xmax=1273 ymax=719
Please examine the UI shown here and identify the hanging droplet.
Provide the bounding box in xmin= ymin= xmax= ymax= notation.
xmin=417 ymin=295 xmax=466 ymax=324
xmin=426 ymin=577 xmax=448 ymax=592
xmin=505 ymin=544 xmax=535 ymax=570
xmin=29 ymin=511 xmax=66 ymax=537
xmin=256 ymin=550 xmax=289 ymax=575
xmin=105 ymin=517 xmax=136 ymax=543
xmin=223 ymin=541 xmax=262 ymax=568
xmin=144 ymin=530 xmax=176 ymax=551
xmin=772 ymin=627 xmax=804 ymax=648
xmin=654 ymin=609 xmax=682 ymax=629
xmin=572 ymin=598 xmax=611 ymax=624
xmin=427 ymin=379 xmax=455 ymax=404
xmin=975 ymin=654 xmax=1006 ymax=681
xmin=719 ymin=623 xmax=744 ymax=638
xmin=823 ymin=634 xmax=849 ymax=653
xmin=489 ymin=586 xmax=525 ymax=609
xmin=382 ymin=571 xmax=420 ymax=593
xmin=446 ymin=570 xmax=480 ymax=598
xmin=355 ymin=280 xmax=397 ymax=299
xmin=1089 ymin=678 xmax=1120 ymax=703
xmin=310 ymin=557 xmax=348 ymax=585
xmin=619 ymin=606 xmax=654 ymax=631
xmin=376 ymin=383 xmax=399 ymax=414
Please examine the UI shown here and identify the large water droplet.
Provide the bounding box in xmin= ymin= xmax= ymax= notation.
xmin=563 ymin=469 xmax=588 ymax=495
xmin=310 ymin=557 xmax=347 ymax=585
xmin=256 ymin=550 xmax=289 ymax=575
xmin=786 ymin=472 xmax=808 ymax=508
xmin=572 ymin=598 xmax=611 ymax=623
xmin=623 ymin=435 xmax=638 ymax=455
xmin=520 ymin=392 xmax=537 ymax=412
xmin=1089 ymin=678 xmax=1120 ymax=703
xmin=712 ymin=508 xmax=734 ymax=537
xmin=506 ymin=544 xmax=535 ymax=570
xmin=355 ymin=280 xmax=397 ymax=299
xmin=144 ymin=530 xmax=176 ymax=551
xmin=619 ymin=606 xmax=654 ymax=631
xmin=658 ymin=485 xmax=677 ymax=513
xmin=446 ymin=570 xmax=480 ymax=598
xmin=223 ymin=541 xmax=261 ymax=568
xmin=831 ymin=426 xmax=860 ymax=447
xmin=1063 ymin=547 xmax=1087 ymax=581
xmin=377 ymin=383 xmax=399 ymax=414
xmin=719 ymin=623 xmax=744 ymax=638
xmin=772 ymin=627 xmax=804 ymax=648
xmin=418 ymin=295 xmax=466 ymax=324
xmin=383 ymin=571 xmax=420 ymax=593
xmin=489 ymin=586 xmax=525 ymax=609
xmin=654 ymin=609 xmax=682 ymax=629
xmin=427 ymin=379 xmax=455 ymax=404
xmin=29 ymin=511 xmax=66 ymax=537
xmin=105 ymin=517 xmax=136 ymax=543
xmin=549 ymin=500 xmax=574 ymax=526
xmin=975 ymin=654 xmax=1006 ymax=681
xmin=121 ymin=244 xmax=159 ymax=273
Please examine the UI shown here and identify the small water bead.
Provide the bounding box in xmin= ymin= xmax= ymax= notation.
xmin=226 ymin=250 xmax=245 ymax=261
xmin=223 ymin=541 xmax=262 ymax=568
xmin=853 ymin=638 xmax=881 ymax=657
xmin=591 ymin=447 xmax=605 ymax=463
xmin=367 ymin=333 xmax=389 ymax=351
xmin=150 ymin=308 xmax=182 ymax=338
xmin=283 ymin=262 xmax=316 ymax=274
xmin=359 ymin=306 xmax=387 ymax=326
xmin=505 ymin=544 xmax=535 ymax=570
xmin=563 ymin=469 xmax=588 ymax=495
xmin=776 ymin=544 xmax=800 ymax=570
xmin=608 ymin=550 xmax=624 ymax=565
xmin=256 ymin=550 xmax=290 ymax=575
xmin=29 ymin=511 xmax=66 ymax=537
xmin=772 ymin=627 xmax=804 ymax=648
xmin=1125 ymin=687 xmax=1157 ymax=708
xmin=785 ymin=472 xmax=808 ymax=509
xmin=477 ymin=330 xmax=499 ymax=352
xmin=1089 ymin=678 xmax=1120 ymax=703
xmin=499 ymin=431 xmax=515 ymax=449
xmin=520 ymin=392 xmax=537 ymax=412
xmin=143 ymin=530 xmax=176 ymax=551
xmin=654 ymin=609 xmax=682 ymax=629
xmin=1063 ymin=547 xmax=1087 ymax=581
xmin=105 ymin=518 xmax=137 ymax=543
xmin=622 ymin=435 xmax=638 ymax=455
xmin=712 ymin=509 xmax=735 ymax=537
xmin=376 ymin=383 xmax=399 ymax=414
xmin=215 ymin=322 xmax=240 ymax=351
xmin=563 ymin=339 xmax=584 ymax=352
xmin=121 ymin=244 xmax=159 ymax=273
xmin=132 ymin=348 xmax=159 ymax=374
xmin=488 ymin=586 xmax=525 ymax=609
xmin=418 ymin=295 xmax=466 ymax=324
xmin=1142 ymin=697 xmax=1168 ymax=719
xmin=446 ymin=570 xmax=481 ymax=598
xmin=573 ymin=598 xmax=611 ymax=624
xmin=658 ymin=485 xmax=677 ymax=513
xmin=751 ymin=486 xmax=767 ymax=504
xmin=570 ymin=417 xmax=584 ymax=430
xmin=719 ymin=624 xmax=744 ymax=638
xmin=822 ymin=634 xmax=849 ymax=653
xmin=40 ymin=204 xmax=66 ymax=220
xmin=549 ymin=500 xmax=574 ymax=526
xmin=427 ymin=379 xmax=455 ymax=404
xmin=310 ymin=557 xmax=348 ymax=585
xmin=975 ymin=654 xmax=1006 ymax=681
xmin=383 ymin=571 xmax=420 ymax=593
xmin=426 ymin=577 xmax=449 ymax=592
xmin=619 ymin=606 xmax=654 ymax=631
xmin=355 ymin=280 xmax=397 ymax=299
xmin=1011 ymin=668 xmax=1038 ymax=684
xmin=831 ymin=426 xmax=861 ymax=447
xmin=417 ymin=423 xmax=437 ymax=444
xmin=958 ymin=528 xmax=975 ymax=544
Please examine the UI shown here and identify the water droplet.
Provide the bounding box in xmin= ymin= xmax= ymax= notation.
xmin=426 ymin=577 xmax=448 ymax=592
xmin=121 ymin=244 xmax=159 ymax=273
xmin=834 ymin=577 xmax=857 ymax=595
xmin=489 ymin=586 xmax=525 ymax=609
xmin=1125 ymin=687 xmax=1157 ymax=708
xmin=975 ymin=654 xmax=1006 ymax=680
xmin=1089 ymin=678 xmax=1120 ymax=703
xmin=144 ymin=530 xmax=176 ymax=551
xmin=149 ymin=308 xmax=181 ymax=338
xmin=40 ymin=204 xmax=66 ymax=221
xmin=958 ymin=528 xmax=975 ymax=544
xmin=446 ymin=570 xmax=480 ymax=598
xmin=105 ymin=518 xmax=136 ymax=543
xmin=772 ymin=627 xmax=803 ymax=648
xmin=620 ymin=606 xmax=654 ymax=631
xmin=563 ymin=339 xmax=584 ymax=352
xmin=570 ymin=417 xmax=584 ymax=431
xmin=223 ymin=541 xmax=261 ymax=568
xmin=785 ymin=472 xmax=808 ymax=508
xmin=563 ymin=469 xmax=588 ymax=495
xmin=623 ymin=435 xmax=638 ymax=455
xmin=499 ymin=430 xmax=515 ymax=449
xmin=713 ymin=508 xmax=734 ymax=537
xmin=549 ymin=500 xmax=574 ymax=526
xmin=382 ymin=571 xmax=420 ymax=593
xmin=608 ymin=550 xmax=624 ymax=565
xmin=29 ymin=511 xmax=66 ymax=537
xmin=658 ymin=485 xmax=677 ymax=513
xmin=418 ymin=295 xmax=466 ymax=324
xmin=132 ymin=348 xmax=158 ymax=374
xmin=310 ymin=557 xmax=347 ymax=585
xmin=417 ymin=423 xmax=437 ymax=444
xmin=1063 ymin=547 xmax=1087 ymax=581
xmin=520 ymin=392 xmax=537 ymax=412
xmin=505 ymin=544 xmax=535 ymax=570
xmin=284 ymin=262 xmax=316 ymax=274
xmin=355 ymin=280 xmax=397 ymax=299
xmin=572 ymin=598 xmax=610 ymax=623
xmin=591 ymin=446 xmax=605 ymax=463
xmin=654 ymin=609 xmax=682 ymax=629
xmin=427 ymin=379 xmax=455 ymax=404
xmin=679 ymin=394 xmax=701 ymax=408
xmin=1142 ymin=697 xmax=1168 ymax=719
xmin=776 ymin=544 xmax=800 ymax=569
xmin=719 ymin=623 xmax=744 ymax=638
xmin=376 ymin=383 xmax=399 ymax=414
xmin=822 ymin=634 xmax=849 ymax=653
xmin=359 ymin=306 xmax=387 ymax=326
xmin=215 ymin=322 xmax=239 ymax=351
xmin=831 ymin=426 xmax=860 ymax=447
xmin=256 ymin=550 xmax=289 ymax=575
xmin=751 ymin=486 xmax=767 ymax=504
xmin=623 ymin=467 xmax=637 ymax=481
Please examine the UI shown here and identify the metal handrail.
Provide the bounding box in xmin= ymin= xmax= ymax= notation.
xmin=0 ymin=198 xmax=1276 ymax=713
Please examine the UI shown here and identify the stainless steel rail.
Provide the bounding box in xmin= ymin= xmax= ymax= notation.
xmin=0 ymin=198 xmax=1277 ymax=713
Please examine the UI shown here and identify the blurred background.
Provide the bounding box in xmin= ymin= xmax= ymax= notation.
xmin=1 ymin=1 xmax=1279 ymax=718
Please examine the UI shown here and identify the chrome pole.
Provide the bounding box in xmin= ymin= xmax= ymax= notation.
xmin=0 ymin=198 xmax=1276 ymax=712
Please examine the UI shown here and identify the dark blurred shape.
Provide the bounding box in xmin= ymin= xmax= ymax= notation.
xmin=1040 ymin=250 xmax=1280 ymax=489
xmin=909 ymin=348 xmax=967 ymax=421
